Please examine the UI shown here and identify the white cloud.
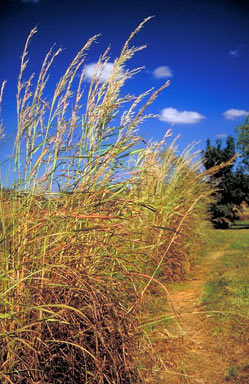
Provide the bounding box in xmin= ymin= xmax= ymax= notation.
xmin=159 ymin=107 xmax=205 ymax=124
xmin=223 ymin=108 xmax=249 ymax=120
xmin=230 ymin=48 xmax=240 ymax=58
xmin=153 ymin=66 xmax=173 ymax=79
xmin=216 ymin=133 xmax=228 ymax=139
xmin=84 ymin=62 xmax=115 ymax=83
xmin=229 ymin=44 xmax=244 ymax=58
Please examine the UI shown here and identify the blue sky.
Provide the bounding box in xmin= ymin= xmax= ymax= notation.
xmin=0 ymin=0 xmax=249 ymax=156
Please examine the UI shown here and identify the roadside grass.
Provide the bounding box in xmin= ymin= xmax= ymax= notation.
xmin=202 ymin=229 xmax=249 ymax=383
xmin=0 ymin=20 xmax=217 ymax=383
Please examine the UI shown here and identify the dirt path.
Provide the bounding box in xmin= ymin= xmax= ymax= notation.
xmin=167 ymin=250 xmax=230 ymax=384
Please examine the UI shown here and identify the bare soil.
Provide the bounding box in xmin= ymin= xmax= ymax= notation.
xmin=165 ymin=250 xmax=233 ymax=384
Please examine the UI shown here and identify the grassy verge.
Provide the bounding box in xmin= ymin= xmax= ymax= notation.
xmin=0 ymin=20 xmax=215 ymax=383
xmin=202 ymin=229 xmax=249 ymax=383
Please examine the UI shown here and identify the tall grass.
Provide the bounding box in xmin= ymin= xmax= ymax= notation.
xmin=0 ymin=19 xmax=214 ymax=383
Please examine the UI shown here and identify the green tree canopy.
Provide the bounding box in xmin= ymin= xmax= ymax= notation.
xmin=202 ymin=136 xmax=249 ymax=228
xmin=236 ymin=116 xmax=249 ymax=171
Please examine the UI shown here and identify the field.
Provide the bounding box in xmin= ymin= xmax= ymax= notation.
xmin=0 ymin=19 xmax=248 ymax=383
xmin=154 ymin=226 xmax=249 ymax=383
xmin=201 ymin=228 xmax=249 ymax=383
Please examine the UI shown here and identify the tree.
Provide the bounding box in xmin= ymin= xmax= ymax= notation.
xmin=202 ymin=136 xmax=249 ymax=228
xmin=236 ymin=116 xmax=249 ymax=172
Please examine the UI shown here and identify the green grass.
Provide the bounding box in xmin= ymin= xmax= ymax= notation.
xmin=202 ymin=230 xmax=249 ymax=320
xmin=202 ymin=229 xmax=249 ymax=383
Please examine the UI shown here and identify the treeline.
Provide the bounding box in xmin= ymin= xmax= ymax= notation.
xmin=202 ymin=117 xmax=249 ymax=228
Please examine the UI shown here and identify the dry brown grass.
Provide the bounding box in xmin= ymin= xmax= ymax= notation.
xmin=0 ymin=20 xmax=215 ymax=383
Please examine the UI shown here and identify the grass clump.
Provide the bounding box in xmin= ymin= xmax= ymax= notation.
xmin=0 ymin=19 xmax=214 ymax=383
